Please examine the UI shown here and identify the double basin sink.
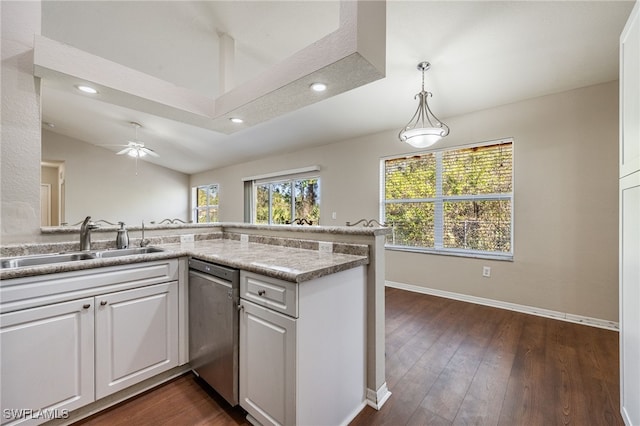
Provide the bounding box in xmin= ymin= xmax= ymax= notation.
xmin=0 ymin=246 xmax=165 ymax=269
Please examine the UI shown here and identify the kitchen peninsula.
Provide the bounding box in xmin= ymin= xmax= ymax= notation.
xmin=0 ymin=223 xmax=391 ymax=426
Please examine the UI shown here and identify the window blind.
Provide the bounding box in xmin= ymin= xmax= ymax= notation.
xmin=382 ymin=140 xmax=513 ymax=258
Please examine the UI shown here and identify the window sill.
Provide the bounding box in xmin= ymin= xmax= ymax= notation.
xmin=385 ymin=245 xmax=514 ymax=261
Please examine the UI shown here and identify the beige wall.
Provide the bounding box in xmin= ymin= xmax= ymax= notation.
xmin=42 ymin=130 xmax=191 ymax=226
xmin=192 ymin=81 xmax=619 ymax=321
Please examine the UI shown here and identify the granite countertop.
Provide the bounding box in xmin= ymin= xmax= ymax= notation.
xmin=167 ymin=239 xmax=368 ymax=282
xmin=0 ymin=239 xmax=369 ymax=283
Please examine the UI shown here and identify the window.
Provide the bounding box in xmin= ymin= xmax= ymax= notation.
xmin=193 ymin=184 xmax=219 ymax=223
xmin=254 ymin=176 xmax=320 ymax=225
xmin=382 ymin=140 xmax=513 ymax=259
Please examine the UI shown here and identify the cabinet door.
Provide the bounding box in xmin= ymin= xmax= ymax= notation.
xmin=620 ymin=1 xmax=639 ymax=178
xmin=620 ymin=171 xmax=640 ymax=426
xmin=95 ymin=282 xmax=178 ymax=399
xmin=239 ymin=300 xmax=296 ymax=426
xmin=0 ymin=298 xmax=94 ymax=426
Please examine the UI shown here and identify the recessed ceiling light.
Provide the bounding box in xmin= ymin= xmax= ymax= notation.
xmin=229 ymin=117 xmax=244 ymax=124
xmin=310 ymin=82 xmax=327 ymax=92
xmin=75 ymin=85 xmax=98 ymax=94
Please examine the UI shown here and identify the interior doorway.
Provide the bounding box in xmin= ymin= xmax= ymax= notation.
xmin=40 ymin=183 xmax=51 ymax=226
xmin=41 ymin=160 xmax=65 ymax=226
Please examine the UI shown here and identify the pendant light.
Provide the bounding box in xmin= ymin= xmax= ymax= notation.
xmin=398 ymin=61 xmax=450 ymax=148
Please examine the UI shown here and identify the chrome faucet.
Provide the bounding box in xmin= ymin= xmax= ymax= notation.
xmin=80 ymin=216 xmax=99 ymax=251
xmin=140 ymin=220 xmax=150 ymax=247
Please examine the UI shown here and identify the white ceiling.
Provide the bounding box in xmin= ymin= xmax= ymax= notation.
xmin=40 ymin=1 xmax=634 ymax=175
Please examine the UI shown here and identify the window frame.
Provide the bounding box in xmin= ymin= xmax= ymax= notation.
xmin=192 ymin=184 xmax=219 ymax=224
xmin=380 ymin=138 xmax=514 ymax=261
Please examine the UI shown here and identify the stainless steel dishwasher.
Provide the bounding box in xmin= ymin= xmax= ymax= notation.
xmin=188 ymin=258 xmax=240 ymax=406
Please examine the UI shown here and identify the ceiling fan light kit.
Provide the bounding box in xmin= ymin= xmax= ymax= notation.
xmin=399 ymin=61 xmax=450 ymax=149
xmin=115 ymin=121 xmax=159 ymax=158
xmin=124 ymin=143 xmax=147 ymax=158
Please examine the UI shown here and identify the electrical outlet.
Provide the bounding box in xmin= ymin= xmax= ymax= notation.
xmin=180 ymin=234 xmax=194 ymax=244
xmin=319 ymin=241 xmax=333 ymax=254
xmin=482 ymin=266 xmax=491 ymax=278
xmin=332 ymin=212 xmax=337 ymax=220
xmin=240 ymin=234 xmax=249 ymax=243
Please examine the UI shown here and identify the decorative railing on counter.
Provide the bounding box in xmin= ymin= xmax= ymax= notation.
xmin=61 ymin=218 xmax=193 ymax=226
xmin=62 ymin=219 xmax=118 ymax=226
xmin=152 ymin=218 xmax=191 ymax=224
xmin=285 ymin=218 xmax=314 ymax=225
xmin=346 ymin=219 xmax=387 ymax=227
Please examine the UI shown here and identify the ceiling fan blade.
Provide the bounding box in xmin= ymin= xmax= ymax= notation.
xmin=116 ymin=147 xmax=131 ymax=155
xmin=141 ymin=147 xmax=159 ymax=157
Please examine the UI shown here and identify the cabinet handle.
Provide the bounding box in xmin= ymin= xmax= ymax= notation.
xmin=100 ymin=300 xmax=108 ymax=306
xmin=82 ymin=304 xmax=91 ymax=309
xmin=237 ymin=304 xmax=244 ymax=312
xmin=258 ymin=289 xmax=266 ymax=296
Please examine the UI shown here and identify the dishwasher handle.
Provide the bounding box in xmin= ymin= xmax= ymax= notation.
xmin=189 ymin=258 xmax=239 ymax=284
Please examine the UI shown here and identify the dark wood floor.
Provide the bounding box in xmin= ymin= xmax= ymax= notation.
xmin=74 ymin=287 xmax=622 ymax=426
xmin=351 ymin=287 xmax=622 ymax=426
xmin=75 ymin=374 xmax=250 ymax=426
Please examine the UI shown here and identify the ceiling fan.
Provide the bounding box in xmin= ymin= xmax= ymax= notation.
xmin=115 ymin=122 xmax=159 ymax=158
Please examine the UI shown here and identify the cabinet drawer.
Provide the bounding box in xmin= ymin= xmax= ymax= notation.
xmin=0 ymin=259 xmax=179 ymax=314
xmin=240 ymin=271 xmax=298 ymax=318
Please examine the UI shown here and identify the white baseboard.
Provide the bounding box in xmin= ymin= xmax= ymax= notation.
xmin=386 ymin=280 xmax=619 ymax=331
xmin=340 ymin=401 xmax=368 ymax=426
xmin=366 ymin=382 xmax=392 ymax=410
xmin=246 ymin=413 xmax=261 ymax=426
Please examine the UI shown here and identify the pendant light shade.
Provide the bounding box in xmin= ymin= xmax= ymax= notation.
xmin=399 ymin=62 xmax=449 ymax=148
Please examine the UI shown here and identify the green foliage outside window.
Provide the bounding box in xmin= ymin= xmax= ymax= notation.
xmin=386 ymin=202 xmax=435 ymax=247
xmin=443 ymin=200 xmax=511 ymax=251
xmin=443 ymin=146 xmax=512 ymax=195
xmin=271 ymin=182 xmax=292 ymax=224
xmin=195 ymin=184 xmax=219 ymax=223
xmin=385 ymin=155 xmax=436 ymax=200
xmin=256 ymin=185 xmax=270 ymax=224
xmin=255 ymin=177 xmax=320 ymax=225
xmin=295 ymin=178 xmax=320 ymax=222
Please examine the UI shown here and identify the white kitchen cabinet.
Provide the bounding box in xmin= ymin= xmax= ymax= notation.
xmin=239 ymin=267 xmax=367 ymax=426
xmin=95 ymin=282 xmax=178 ymax=399
xmin=619 ymin=2 xmax=640 ymax=426
xmin=620 ymin=172 xmax=640 ymax=426
xmin=0 ymin=298 xmax=94 ymax=426
xmin=240 ymin=300 xmax=296 ymax=426
xmin=620 ymin=1 xmax=640 ymax=179
xmin=0 ymin=259 xmax=182 ymax=425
